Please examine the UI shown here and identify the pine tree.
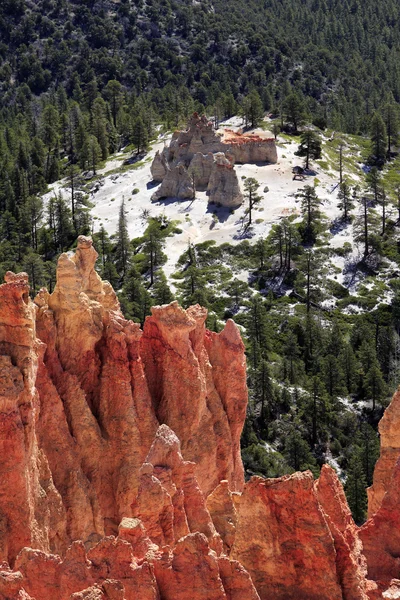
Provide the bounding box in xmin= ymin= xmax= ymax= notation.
xmin=322 ymin=354 xmax=345 ymax=397
xmin=296 ymin=185 xmax=322 ymax=244
xmin=22 ymin=250 xmax=45 ymax=294
xmin=283 ymin=92 xmax=306 ymax=132
xmin=297 ymin=250 xmax=324 ymax=313
xmin=369 ymin=112 xmax=387 ymax=167
xmin=132 ymin=116 xmax=148 ymax=155
xmin=345 ymin=451 xmax=368 ymax=524
xmin=283 ymin=330 xmax=302 ymax=384
xmin=83 ymin=135 xmax=102 ymax=175
xmin=337 ymin=181 xmax=354 ymax=222
xmin=354 ymin=186 xmax=373 ymax=257
xmin=357 ymin=423 xmax=380 ymax=486
xmin=22 ymin=195 xmax=43 ymax=251
xmin=173 ymin=244 xmax=210 ymax=308
xmin=114 ymin=198 xmax=130 ymax=279
xmin=40 ymin=104 xmax=60 ymax=181
xmin=243 ymin=89 xmax=264 ymax=128
xmin=364 ymin=362 xmax=386 ymax=410
xmin=142 ymin=219 xmax=167 ymax=286
xmin=151 ymin=271 xmax=174 ymax=305
xmin=339 ymin=344 xmax=358 ymax=394
xmin=382 ymin=97 xmax=399 ymax=158
xmin=53 ymin=193 xmax=74 ymax=251
xmin=304 ymin=376 xmax=330 ymax=446
xmin=104 ymin=80 xmax=123 ymax=128
xmin=246 ymin=295 xmax=271 ymax=369
xmin=253 ymin=359 xmax=275 ymax=436
xmin=283 ymin=425 xmax=318 ymax=474
xmin=92 ymin=97 xmax=109 ymax=160
xmin=122 ymin=266 xmax=153 ymax=326
xmin=243 ymin=178 xmax=262 ymax=228
xmin=296 ymin=130 xmax=322 ymax=169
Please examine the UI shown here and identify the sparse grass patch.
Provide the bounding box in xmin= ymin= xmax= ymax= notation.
xmin=316 ymin=160 xmax=329 ymax=171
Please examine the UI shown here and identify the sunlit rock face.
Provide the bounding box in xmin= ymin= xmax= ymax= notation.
xmin=0 ymin=235 xmax=399 ymax=599
xmin=367 ymin=387 xmax=400 ymax=517
xmin=0 ymin=236 xmax=247 ymax=559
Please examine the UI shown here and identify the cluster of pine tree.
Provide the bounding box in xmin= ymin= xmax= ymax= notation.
xmin=2 ymin=0 xmax=400 ymax=138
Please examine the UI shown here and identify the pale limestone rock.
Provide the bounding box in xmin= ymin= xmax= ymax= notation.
xmin=150 ymin=150 xmax=169 ymax=182
xmin=207 ymin=153 xmax=243 ymax=208
xmin=222 ymin=129 xmax=277 ymax=164
xmin=151 ymin=164 xmax=194 ymax=201
xmin=188 ymin=152 xmax=215 ymax=190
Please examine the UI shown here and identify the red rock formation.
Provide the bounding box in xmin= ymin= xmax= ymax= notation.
xmin=354 ymin=386 xmax=400 ymax=593
xmin=140 ymin=302 xmax=246 ymax=495
xmin=153 ymin=532 xmax=260 ymax=600
xmin=2 ymin=236 xmax=397 ymax=600
xmin=206 ymin=480 xmax=237 ymax=553
xmin=0 ymin=237 xmax=247 ymax=566
xmin=0 ymin=422 xmax=259 ymax=600
xmin=222 ymin=129 xmax=278 ymax=164
xmin=367 ymin=386 xmax=400 ymax=517
xmin=360 ymin=458 xmax=400 ymax=587
xmin=315 ymin=465 xmax=370 ymax=600
xmin=231 ymin=471 xmax=348 ymax=600
xmin=0 ymin=271 xmax=65 ymax=565
xmin=131 ymin=424 xmax=222 ymax=553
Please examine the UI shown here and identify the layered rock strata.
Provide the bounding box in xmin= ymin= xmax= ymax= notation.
xmin=222 ymin=129 xmax=278 ymax=164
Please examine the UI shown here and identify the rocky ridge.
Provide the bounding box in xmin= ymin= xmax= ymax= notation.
xmin=150 ymin=113 xmax=277 ymax=207
xmin=0 ymin=236 xmax=400 ymax=599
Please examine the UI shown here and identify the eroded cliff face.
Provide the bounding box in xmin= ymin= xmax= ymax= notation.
xmin=0 ymin=236 xmax=247 ymax=559
xmin=367 ymin=387 xmax=400 ymax=517
xmin=0 ymin=271 xmax=66 ymax=565
xmin=359 ymin=386 xmax=400 ymax=591
xmin=0 ymin=237 xmax=399 ymax=600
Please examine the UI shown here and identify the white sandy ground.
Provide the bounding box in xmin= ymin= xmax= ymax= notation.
xmin=42 ymin=117 xmax=375 ymax=284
